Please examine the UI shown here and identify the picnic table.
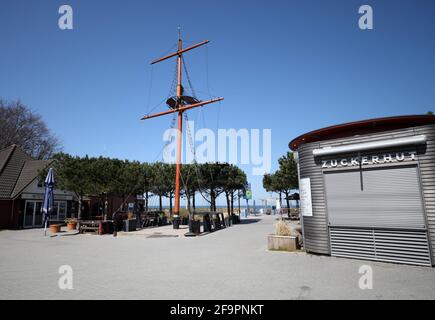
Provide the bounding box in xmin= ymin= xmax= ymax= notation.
xmin=140 ymin=211 xmax=167 ymax=228
xmin=78 ymin=220 xmax=113 ymax=235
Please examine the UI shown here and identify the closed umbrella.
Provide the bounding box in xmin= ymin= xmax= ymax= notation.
xmin=42 ymin=168 xmax=55 ymax=236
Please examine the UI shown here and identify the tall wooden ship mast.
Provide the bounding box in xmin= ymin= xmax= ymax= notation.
xmin=141 ymin=29 xmax=223 ymax=218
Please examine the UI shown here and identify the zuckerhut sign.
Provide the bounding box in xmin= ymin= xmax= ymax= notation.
xmin=321 ymin=151 xmax=417 ymax=169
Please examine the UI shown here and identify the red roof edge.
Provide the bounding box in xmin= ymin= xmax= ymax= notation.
xmin=289 ymin=114 xmax=435 ymax=151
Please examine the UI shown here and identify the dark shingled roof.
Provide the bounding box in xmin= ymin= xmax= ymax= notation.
xmin=0 ymin=145 xmax=50 ymax=200
xmin=11 ymin=160 xmax=52 ymax=198
xmin=0 ymin=145 xmax=15 ymax=173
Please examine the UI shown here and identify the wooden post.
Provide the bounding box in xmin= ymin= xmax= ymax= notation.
xmin=174 ymin=33 xmax=183 ymax=216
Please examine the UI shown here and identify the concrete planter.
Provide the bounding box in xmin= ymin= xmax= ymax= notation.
xmin=267 ymin=234 xmax=299 ymax=251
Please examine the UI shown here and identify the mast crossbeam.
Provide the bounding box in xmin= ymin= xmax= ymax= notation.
xmin=141 ymin=97 xmax=223 ymax=120
xmin=150 ymin=40 xmax=209 ymax=65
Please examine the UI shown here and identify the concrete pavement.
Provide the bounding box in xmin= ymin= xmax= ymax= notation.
xmin=0 ymin=214 xmax=434 ymax=299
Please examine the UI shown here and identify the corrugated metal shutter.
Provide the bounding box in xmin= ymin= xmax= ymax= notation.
xmin=325 ymin=165 xmax=432 ymax=266
xmin=325 ymin=166 xmax=426 ymax=229
xmin=330 ymin=228 xmax=431 ymax=266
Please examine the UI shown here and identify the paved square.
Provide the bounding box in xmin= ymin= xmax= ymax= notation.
xmin=0 ymin=215 xmax=434 ymax=299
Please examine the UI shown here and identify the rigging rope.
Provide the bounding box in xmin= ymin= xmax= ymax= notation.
xmin=141 ymin=41 xmax=223 ymax=213
xmin=145 ymin=65 xmax=154 ymax=115
xmin=182 ymin=56 xmax=197 ymax=98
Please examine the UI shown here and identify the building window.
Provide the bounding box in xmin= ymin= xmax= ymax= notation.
xmin=58 ymin=202 xmax=67 ymax=219
xmin=24 ymin=200 xmax=43 ymax=227
xmin=50 ymin=201 xmax=68 ymax=221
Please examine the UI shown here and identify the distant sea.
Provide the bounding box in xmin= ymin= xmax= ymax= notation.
xmin=146 ymin=205 xmax=254 ymax=209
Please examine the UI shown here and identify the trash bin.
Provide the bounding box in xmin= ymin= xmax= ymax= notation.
xmin=172 ymin=217 xmax=181 ymax=229
xmin=213 ymin=217 xmax=221 ymax=230
xmin=224 ymin=217 xmax=230 ymax=227
xmin=191 ymin=220 xmax=201 ymax=235
xmin=219 ymin=213 xmax=226 ymax=228
xmin=231 ymin=214 xmax=240 ymax=224
xmin=123 ymin=219 xmax=137 ymax=232
xmin=203 ymin=214 xmax=212 ymax=232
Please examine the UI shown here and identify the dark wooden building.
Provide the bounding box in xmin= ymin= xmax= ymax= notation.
xmin=0 ymin=145 xmax=77 ymax=229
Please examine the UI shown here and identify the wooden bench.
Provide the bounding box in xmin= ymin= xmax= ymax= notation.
xmin=78 ymin=220 xmax=113 ymax=235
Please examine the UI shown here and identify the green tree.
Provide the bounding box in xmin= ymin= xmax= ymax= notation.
xmin=141 ymin=162 xmax=153 ymax=212
xmin=163 ymin=164 xmax=176 ymax=215
xmin=277 ymin=152 xmax=299 ymax=209
xmin=263 ymin=172 xmax=282 ymax=205
xmin=40 ymin=153 xmax=94 ymax=219
xmin=149 ymin=162 xmax=173 ymax=212
xmin=263 ymin=152 xmax=299 ymax=210
xmin=198 ymin=162 xmax=226 ymax=211
xmin=181 ymin=164 xmax=199 ymax=213
xmin=112 ymin=160 xmax=144 ymax=212
xmin=88 ymin=157 xmax=121 ymax=216
xmin=222 ymin=164 xmax=247 ymax=216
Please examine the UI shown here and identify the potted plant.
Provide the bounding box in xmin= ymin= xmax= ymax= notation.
xmin=49 ymin=223 xmax=61 ymax=234
xmin=267 ymin=219 xmax=300 ymax=252
xmin=65 ymin=218 xmax=77 ymax=231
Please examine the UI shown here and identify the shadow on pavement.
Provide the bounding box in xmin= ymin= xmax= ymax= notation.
xmin=240 ymin=218 xmax=261 ymax=224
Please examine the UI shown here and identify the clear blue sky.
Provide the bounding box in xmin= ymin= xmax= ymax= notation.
xmin=1 ymin=0 xmax=434 ymax=206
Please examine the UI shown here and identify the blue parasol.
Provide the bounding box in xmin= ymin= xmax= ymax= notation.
xmin=42 ymin=168 xmax=55 ymax=236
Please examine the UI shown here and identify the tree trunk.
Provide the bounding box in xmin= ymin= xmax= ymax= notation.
xmin=186 ymin=193 xmax=191 ymax=213
xmin=78 ymin=195 xmax=82 ymax=220
xmin=192 ymin=192 xmax=196 ymax=212
xmin=169 ymin=194 xmax=173 ymax=215
xmin=285 ymin=190 xmax=290 ymax=211
xmin=237 ymin=192 xmax=241 ymax=216
xmin=225 ymin=192 xmax=231 ymax=218
xmin=214 ymin=189 xmax=219 ymax=212
xmin=210 ymin=191 xmax=215 ymax=212
xmin=230 ymin=192 xmax=234 ymax=216
xmin=145 ymin=191 xmax=149 ymax=212
xmin=159 ymin=195 xmax=162 ymax=211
